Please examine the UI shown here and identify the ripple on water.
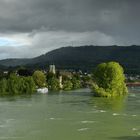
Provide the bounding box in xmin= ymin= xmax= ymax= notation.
xmin=9 ymin=104 xmax=32 ymax=107
xmin=87 ymin=109 xmax=106 ymax=114
xmin=6 ymin=119 xmax=15 ymax=123
xmin=49 ymin=118 xmax=55 ymax=120
xmin=132 ymin=114 xmax=137 ymax=117
xmin=137 ymin=133 xmax=140 ymax=136
xmin=0 ymin=136 xmax=23 ymax=139
xmin=77 ymin=128 xmax=89 ymax=131
xmin=46 ymin=117 xmax=63 ymax=121
xmin=0 ymin=125 xmax=6 ymax=128
xmin=132 ymin=128 xmax=138 ymax=131
xmin=99 ymin=110 xmax=106 ymax=113
xmin=137 ymin=100 xmax=140 ymax=103
xmin=81 ymin=120 xmax=95 ymax=124
xmin=112 ymin=113 xmax=120 ymax=116
xmin=0 ymin=118 xmax=15 ymax=129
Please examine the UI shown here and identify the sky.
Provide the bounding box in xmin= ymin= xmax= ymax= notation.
xmin=0 ymin=0 xmax=140 ymax=59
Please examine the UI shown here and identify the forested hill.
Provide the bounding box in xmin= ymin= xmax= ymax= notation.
xmin=0 ymin=45 xmax=140 ymax=74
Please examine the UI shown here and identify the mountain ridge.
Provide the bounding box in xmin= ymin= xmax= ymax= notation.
xmin=0 ymin=45 xmax=140 ymax=74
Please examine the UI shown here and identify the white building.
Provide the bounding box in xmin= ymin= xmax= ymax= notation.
xmin=49 ymin=65 xmax=56 ymax=74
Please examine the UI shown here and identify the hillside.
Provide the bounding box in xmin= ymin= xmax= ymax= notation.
xmin=0 ymin=45 xmax=140 ymax=74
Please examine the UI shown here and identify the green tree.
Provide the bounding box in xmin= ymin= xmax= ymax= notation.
xmin=0 ymin=78 xmax=8 ymax=95
xmin=48 ymin=77 xmax=60 ymax=91
xmin=7 ymin=74 xmax=20 ymax=95
xmin=92 ymin=62 xmax=128 ymax=97
xmin=47 ymin=72 xmax=56 ymax=80
xmin=0 ymin=74 xmax=36 ymax=96
xmin=19 ymin=77 xmax=36 ymax=94
xmin=33 ymin=71 xmax=46 ymax=88
xmin=71 ymin=77 xmax=81 ymax=89
xmin=82 ymin=75 xmax=92 ymax=87
xmin=63 ymin=80 xmax=73 ymax=91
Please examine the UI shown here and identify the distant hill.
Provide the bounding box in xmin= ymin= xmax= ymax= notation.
xmin=0 ymin=45 xmax=140 ymax=74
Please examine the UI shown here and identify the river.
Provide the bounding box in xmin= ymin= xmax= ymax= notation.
xmin=0 ymin=88 xmax=140 ymax=140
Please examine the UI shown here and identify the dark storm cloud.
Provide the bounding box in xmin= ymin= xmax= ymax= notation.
xmin=0 ymin=0 xmax=140 ymax=59
xmin=0 ymin=0 xmax=140 ymax=34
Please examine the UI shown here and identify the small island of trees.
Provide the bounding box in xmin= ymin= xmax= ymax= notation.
xmin=92 ymin=62 xmax=128 ymax=97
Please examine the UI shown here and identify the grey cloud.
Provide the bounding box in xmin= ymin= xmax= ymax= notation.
xmin=0 ymin=0 xmax=140 ymax=33
xmin=0 ymin=0 xmax=140 ymax=59
xmin=0 ymin=31 xmax=116 ymax=59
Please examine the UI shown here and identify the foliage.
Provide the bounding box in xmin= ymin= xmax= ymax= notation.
xmin=81 ymin=75 xmax=92 ymax=87
xmin=0 ymin=74 xmax=36 ymax=96
xmin=0 ymin=78 xmax=8 ymax=95
xmin=62 ymin=75 xmax=70 ymax=81
xmin=7 ymin=74 xmax=20 ymax=95
xmin=48 ymin=77 xmax=60 ymax=91
xmin=63 ymin=80 xmax=73 ymax=91
xmin=71 ymin=77 xmax=81 ymax=89
xmin=33 ymin=70 xmax=46 ymax=88
xmin=18 ymin=76 xmax=36 ymax=94
xmin=72 ymin=73 xmax=80 ymax=80
xmin=92 ymin=62 xmax=128 ymax=97
xmin=47 ymin=72 xmax=56 ymax=80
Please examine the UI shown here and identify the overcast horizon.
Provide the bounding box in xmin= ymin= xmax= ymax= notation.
xmin=0 ymin=0 xmax=140 ymax=60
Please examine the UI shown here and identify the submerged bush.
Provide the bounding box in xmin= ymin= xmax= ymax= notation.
xmin=92 ymin=62 xmax=128 ymax=97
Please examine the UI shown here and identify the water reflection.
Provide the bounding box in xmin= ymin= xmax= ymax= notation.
xmin=0 ymin=94 xmax=33 ymax=102
xmin=112 ymin=136 xmax=140 ymax=140
xmin=89 ymin=96 xmax=127 ymax=112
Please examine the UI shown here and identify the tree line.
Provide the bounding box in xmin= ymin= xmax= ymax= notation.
xmin=0 ymin=61 xmax=128 ymax=97
xmin=0 ymin=69 xmax=86 ymax=96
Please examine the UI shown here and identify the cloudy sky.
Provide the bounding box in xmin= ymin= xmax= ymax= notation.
xmin=0 ymin=0 xmax=139 ymax=59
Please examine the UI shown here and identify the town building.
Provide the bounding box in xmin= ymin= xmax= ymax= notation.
xmin=49 ymin=65 xmax=56 ymax=74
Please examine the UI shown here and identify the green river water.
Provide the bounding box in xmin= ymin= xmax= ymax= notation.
xmin=0 ymin=88 xmax=140 ymax=140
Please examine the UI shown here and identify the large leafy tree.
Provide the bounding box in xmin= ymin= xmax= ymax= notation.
xmin=92 ymin=62 xmax=128 ymax=97
xmin=33 ymin=71 xmax=46 ymax=88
